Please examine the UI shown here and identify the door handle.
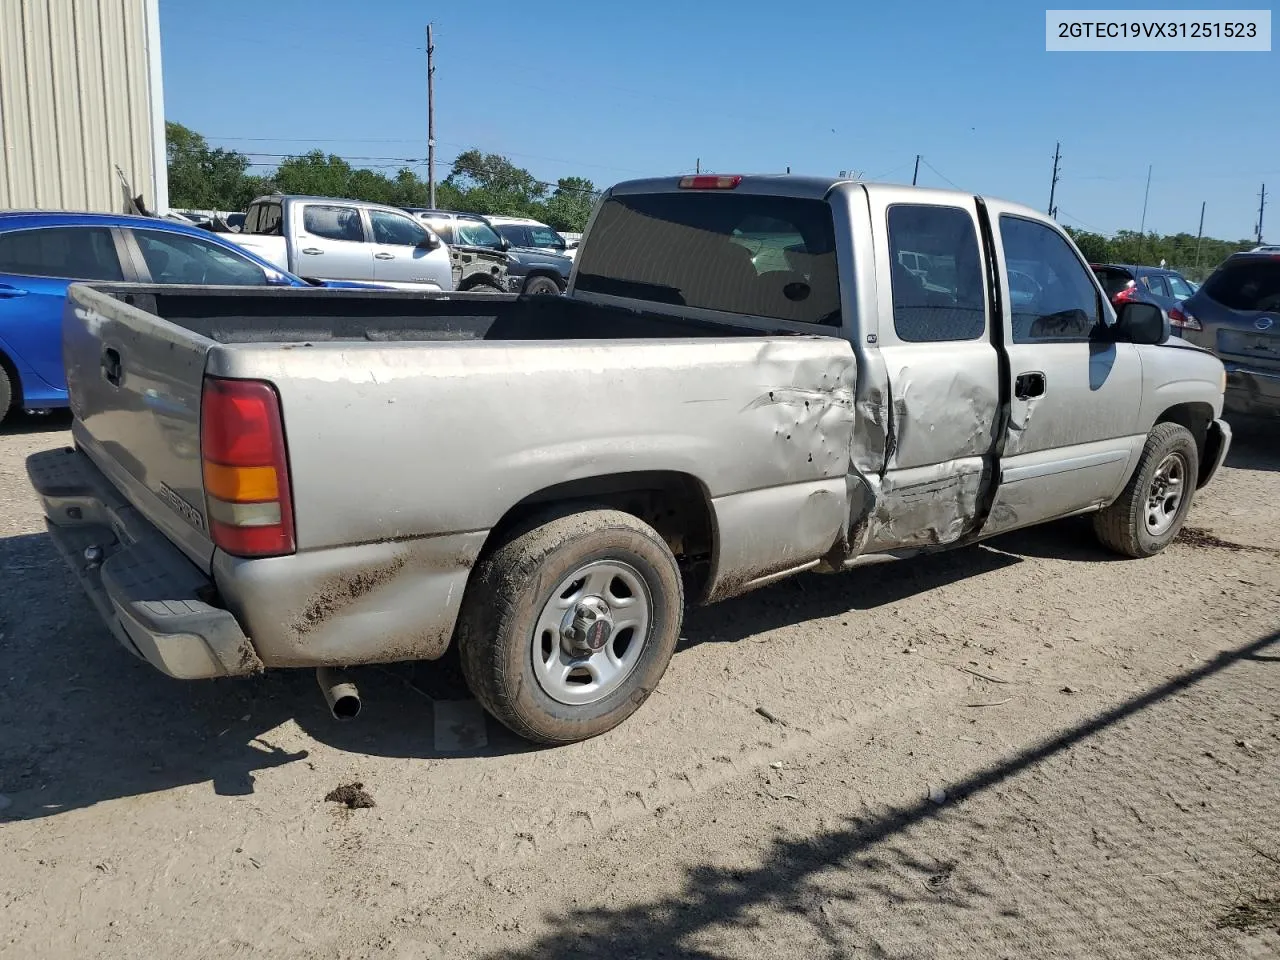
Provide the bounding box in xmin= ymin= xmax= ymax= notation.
xmin=374 ymin=252 xmax=395 ymax=260
xmin=102 ymin=347 xmax=122 ymax=387
xmin=1015 ymin=371 xmax=1046 ymax=400
xmin=301 ymin=247 xmax=323 ymax=255
xmin=0 ymin=283 xmax=28 ymax=298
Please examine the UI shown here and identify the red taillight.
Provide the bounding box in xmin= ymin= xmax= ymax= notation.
xmin=1112 ymin=282 xmax=1139 ymax=305
xmin=200 ymin=377 xmax=295 ymax=558
xmin=1168 ymin=305 xmax=1203 ymax=331
xmin=678 ymin=175 xmax=742 ymax=190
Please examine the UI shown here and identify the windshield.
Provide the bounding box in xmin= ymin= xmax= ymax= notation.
xmin=454 ymin=220 xmax=502 ymax=247
xmin=575 ymin=192 xmax=841 ymax=325
xmin=1203 ymin=258 xmax=1280 ymax=312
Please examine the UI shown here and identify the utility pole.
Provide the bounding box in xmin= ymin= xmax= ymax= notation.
xmin=426 ymin=24 xmax=436 ymax=208
xmin=1139 ymin=164 xmax=1152 ymax=234
xmin=1195 ymin=200 xmax=1206 ymax=271
xmin=1257 ymin=183 xmax=1267 ymax=244
xmin=912 ymin=154 xmax=920 ymax=186
xmin=1047 ymin=142 xmax=1061 ymax=218
xmin=695 ymin=158 xmax=700 ymax=174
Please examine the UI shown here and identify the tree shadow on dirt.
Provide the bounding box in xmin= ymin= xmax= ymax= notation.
xmin=474 ymin=627 xmax=1280 ymax=960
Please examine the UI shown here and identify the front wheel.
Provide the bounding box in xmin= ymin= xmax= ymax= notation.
xmin=456 ymin=508 xmax=683 ymax=744
xmin=1093 ymin=422 xmax=1199 ymax=558
xmin=522 ymin=275 xmax=561 ymax=296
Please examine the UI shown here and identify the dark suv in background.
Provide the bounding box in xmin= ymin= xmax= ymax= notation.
xmin=1091 ymin=263 xmax=1197 ymax=314
xmin=1176 ymin=251 xmax=1280 ymax=418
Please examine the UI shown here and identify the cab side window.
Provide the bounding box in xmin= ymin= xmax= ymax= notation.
xmin=303 ymin=205 xmax=365 ymax=242
xmin=999 ymin=215 xmax=1100 ymax=343
xmin=886 ymin=205 xmax=986 ymax=342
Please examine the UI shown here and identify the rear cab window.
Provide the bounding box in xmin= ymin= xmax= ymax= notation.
xmin=0 ymin=226 xmax=124 ymax=280
xmin=574 ymin=192 xmax=841 ymax=326
xmin=1203 ymin=257 xmax=1280 ymax=312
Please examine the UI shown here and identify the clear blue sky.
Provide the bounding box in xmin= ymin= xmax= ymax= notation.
xmin=158 ymin=0 xmax=1276 ymax=241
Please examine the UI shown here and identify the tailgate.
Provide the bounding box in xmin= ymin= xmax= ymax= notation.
xmin=62 ymin=283 xmax=217 ymax=570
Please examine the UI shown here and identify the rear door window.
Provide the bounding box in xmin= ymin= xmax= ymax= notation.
xmin=574 ymin=192 xmax=841 ymax=325
xmin=0 ymin=226 xmax=124 ymax=280
xmin=1144 ymin=274 xmax=1170 ymax=297
xmin=1166 ymin=274 xmax=1195 ymax=299
xmin=528 ymin=225 xmax=564 ymax=249
xmin=1203 ymin=258 xmax=1280 ymax=312
xmin=886 ymin=204 xmax=986 ymax=342
xmin=302 ymin=204 xmax=365 ymax=242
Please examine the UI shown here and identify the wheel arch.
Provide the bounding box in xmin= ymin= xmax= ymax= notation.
xmin=479 ymin=470 xmax=717 ymax=602
xmin=1154 ymin=401 xmax=1214 ymax=483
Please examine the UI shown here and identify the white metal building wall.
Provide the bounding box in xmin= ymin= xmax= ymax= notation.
xmin=0 ymin=0 xmax=167 ymax=213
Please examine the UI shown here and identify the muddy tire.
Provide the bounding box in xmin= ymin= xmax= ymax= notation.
xmin=457 ymin=508 xmax=683 ymax=745
xmin=522 ymin=275 xmax=561 ymax=296
xmin=1093 ymin=423 xmax=1199 ymax=558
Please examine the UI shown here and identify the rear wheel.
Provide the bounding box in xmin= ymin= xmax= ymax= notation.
xmin=0 ymin=362 xmax=14 ymax=426
xmin=522 ymin=275 xmax=561 ymax=296
xmin=457 ymin=508 xmax=683 ymax=744
xmin=1093 ymin=423 xmax=1199 ymax=558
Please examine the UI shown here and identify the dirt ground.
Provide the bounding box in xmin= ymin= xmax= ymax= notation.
xmin=1 ymin=412 xmax=1277 ymax=960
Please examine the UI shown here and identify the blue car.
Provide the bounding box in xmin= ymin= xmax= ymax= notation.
xmin=0 ymin=211 xmax=377 ymax=423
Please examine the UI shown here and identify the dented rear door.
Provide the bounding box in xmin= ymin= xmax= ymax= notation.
xmin=863 ymin=190 xmax=1001 ymax=551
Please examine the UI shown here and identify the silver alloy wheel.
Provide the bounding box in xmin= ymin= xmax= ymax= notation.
xmin=532 ymin=560 xmax=652 ymax=706
xmin=1144 ymin=452 xmax=1186 ymax=536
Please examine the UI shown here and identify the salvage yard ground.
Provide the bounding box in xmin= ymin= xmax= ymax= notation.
xmin=1 ymin=413 xmax=1277 ymax=960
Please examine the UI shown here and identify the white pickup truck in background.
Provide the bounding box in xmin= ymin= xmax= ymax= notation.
xmin=231 ymin=194 xmax=455 ymax=291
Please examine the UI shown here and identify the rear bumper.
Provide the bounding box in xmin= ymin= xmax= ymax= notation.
xmin=26 ymin=447 xmax=262 ymax=679
xmin=1223 ymin=363 xmax=1280 ymax=418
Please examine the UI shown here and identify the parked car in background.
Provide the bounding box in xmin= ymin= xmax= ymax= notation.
xmin=485 ymin=215 xmax=577 ymax=260
xmin=1175 ymin=251 xmax=1280 ymax=418
xmin=0 ymin=211 xmax=382 ymax=423
xmin=401 ymin=208 xmax=509 ymax=291
xmin=233 ymin=195 xmax=453 ymax=291
xmin=1091 ymin=263 xmax=1197 ymax=315
xmin=410 ymin=210 xmax=571 ymax=295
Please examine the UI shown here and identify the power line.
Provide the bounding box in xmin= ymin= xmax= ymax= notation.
xmin=919 ymin=158 xmax=962 ymax=190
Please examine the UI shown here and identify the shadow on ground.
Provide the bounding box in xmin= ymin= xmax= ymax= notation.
xmin=1224 ymin=416 xmax=1278 ymax=473
xmin=0 ymin=409 xmax=73 ymax=435
xmin=473 ymin=628 xmax=1280 ymax=960
xmin=0 ymin=513 xmax=1123 ymax=820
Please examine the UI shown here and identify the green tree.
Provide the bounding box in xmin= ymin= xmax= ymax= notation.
xmin=165 ymin=121 xmax=258 ymax=210
xmin=542 ymin=176 xmax=598 ymax=232
xmin=446 ymin=149 xmax=547 ymax=217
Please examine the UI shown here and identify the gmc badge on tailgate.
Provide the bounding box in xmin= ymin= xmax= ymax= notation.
xmin=159 ymin=483 xmax=206 ymax=531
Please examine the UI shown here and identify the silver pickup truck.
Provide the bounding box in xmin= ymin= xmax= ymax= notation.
xmin=28 ymin=175 xmax=1231 ymax=745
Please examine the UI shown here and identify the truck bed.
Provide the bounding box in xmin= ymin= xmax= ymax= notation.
xmin=58 ymin=282 xmax=857 ymax=673
xmin=101 ymin=285 xmax=770 ymax=344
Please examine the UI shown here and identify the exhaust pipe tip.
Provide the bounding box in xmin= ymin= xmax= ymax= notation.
xmin=317 ymin=667 xmax=361 ymax=721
